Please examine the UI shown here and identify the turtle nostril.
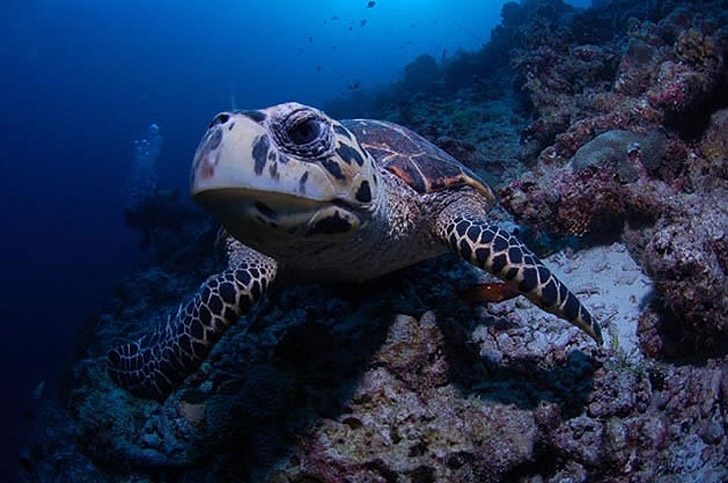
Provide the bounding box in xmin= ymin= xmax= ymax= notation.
xmin=210 ymin=113 xmax=231 ymax=128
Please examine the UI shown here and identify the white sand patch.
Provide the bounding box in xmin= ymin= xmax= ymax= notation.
xmin=545 ymin=242 xmax=654 ymax=362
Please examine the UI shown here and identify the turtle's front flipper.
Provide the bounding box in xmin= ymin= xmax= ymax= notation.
xmin=436 ymin=211 xmax=602 ymax=344
xmin=107 ymin=240 xmax=278 ymax=402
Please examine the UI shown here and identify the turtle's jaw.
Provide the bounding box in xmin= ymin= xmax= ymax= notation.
xmin=194 ymin=188 xmax=364 ymax=246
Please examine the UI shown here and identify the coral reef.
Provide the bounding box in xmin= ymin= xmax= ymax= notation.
xmin=498 ymin=0 xmax=728 ymax=351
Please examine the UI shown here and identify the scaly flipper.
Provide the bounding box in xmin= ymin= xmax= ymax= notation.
xmin=107 ymin=239 xmax=278 ymax=402
xmin=436 ymin=211 xmax=602 ymax=344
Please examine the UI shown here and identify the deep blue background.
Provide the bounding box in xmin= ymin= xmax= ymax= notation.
xmin=2 ymin=0 xmax=590 ymax=476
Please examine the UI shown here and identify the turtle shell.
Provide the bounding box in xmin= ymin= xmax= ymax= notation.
xmin=342 ymin=119 xmax=495 ymax=204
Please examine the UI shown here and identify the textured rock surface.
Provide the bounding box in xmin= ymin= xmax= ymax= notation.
xmin=19 ymin=239 xmax=728 ymax=482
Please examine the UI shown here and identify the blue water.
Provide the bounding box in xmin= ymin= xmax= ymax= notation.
xmin=1 ymin=0 xmax=590 ymax=477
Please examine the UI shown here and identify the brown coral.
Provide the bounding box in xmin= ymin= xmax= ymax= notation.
xmin=699 ymin=108 xmax=728 ymax=179
xmin=675 ymin=28 xmax=719 ymax=70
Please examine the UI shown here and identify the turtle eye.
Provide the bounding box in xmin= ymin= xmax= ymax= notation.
xmin=288 ymin=118 xmax=322 ymax=145
xmin=274 ymin=108 xmax=334 ymax=158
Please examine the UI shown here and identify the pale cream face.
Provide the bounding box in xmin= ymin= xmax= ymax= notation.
xmin=190 ymin=102 xmax=380 ymax=245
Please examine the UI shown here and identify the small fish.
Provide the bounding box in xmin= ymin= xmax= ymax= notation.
xmin=348 ymin=80 xmax=361 ymax=90
xmin=360 ymin=19 xmax=368 ymax=27
xmin=459 ymin=282 xmax=521 ymax=305
xmin=366 ymin=1 xmax=375 ymax=8
xmin=316 ymin=65 xmax=322 ymax=72
xmin=308 ymin=36 xmax=313 ymax=43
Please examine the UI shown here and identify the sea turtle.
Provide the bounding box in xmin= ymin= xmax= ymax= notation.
xmin=108 ymin=102 xmax=602 ymax=401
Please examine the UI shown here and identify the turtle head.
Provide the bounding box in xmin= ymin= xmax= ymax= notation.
xmin=191 ymin=102 xmax=380 ymax=247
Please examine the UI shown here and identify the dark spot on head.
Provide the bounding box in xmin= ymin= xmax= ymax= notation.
xmin=241 ymin=110 xmax=266 ymax=123
xmin=321 ymin=158 xmax=346 ymax=180
xmin=210 ymin=113 xmax=230 ymax=128
xmin=299 ymin=171 xmax=309 ymax=193
xmin=306 ymin=211 xmax=353 ymax=236
xmin=356 ymin=139 xmax=367 ymax=157
xmin=252 ymin=134 xmax=269 ymax=175
xmin=255 ymin=201 xmax=278 ymax=220
xmin=207 ymin=128 xmax=223 ymax=151
xmin=335 ymin=142 xmax=365 ymax=166
xmin=269 ymin=161 xmax=279 ymax=180
xmin=334 ymin=124 xmax=353 ymax=139
xmin=355 ymin=180 xmax=372 ymax=203
xmin=228 ymin=122 xmax=235 ymax=131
